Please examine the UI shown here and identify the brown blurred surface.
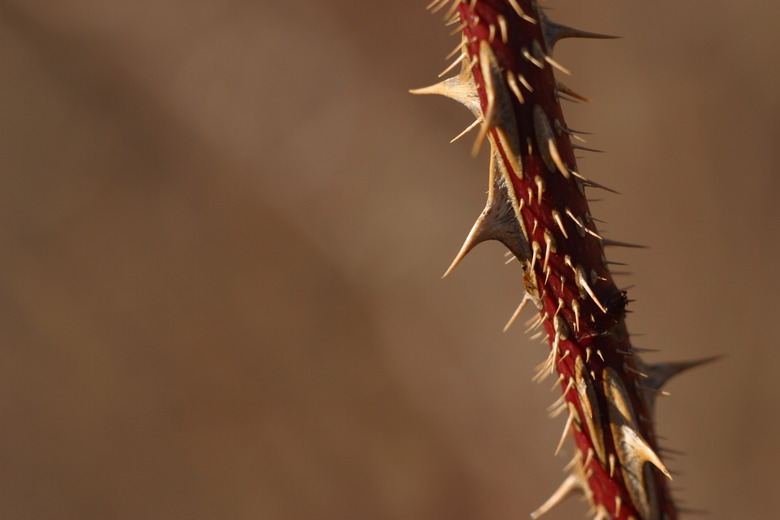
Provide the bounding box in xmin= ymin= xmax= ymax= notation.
xmin=1 ymin=1 xmax=778 ymax=518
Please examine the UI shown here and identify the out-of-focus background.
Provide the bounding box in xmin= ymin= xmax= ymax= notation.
xmin=1 ymin=1 xmax=778 ymax=518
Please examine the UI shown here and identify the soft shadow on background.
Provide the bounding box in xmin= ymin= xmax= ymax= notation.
xmin=2 ymin=1 xmax=778 ymax=519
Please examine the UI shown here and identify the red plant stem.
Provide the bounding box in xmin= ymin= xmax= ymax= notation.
xmin=413 ymin=1 xmax=716 ymax=518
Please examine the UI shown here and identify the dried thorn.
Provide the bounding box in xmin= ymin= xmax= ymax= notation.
xmin=547 ymin=392 xmax=566 ymax=413
xmin=553 ymin=210 xmax=570 ymax=239
xmin=582 ymin=179 xmax=619 ymax=194
xmin=504 ymin=293 xmax=533 ymax=331
xmin=530 ymin=241 xmax=541 ymax=272
xmin=443 ymin=147 xmax=530 ymax=277
xmin=535 ymin=176 xmax=546 ymax=206
xmin=442 ymin=0 xmax=460 ymax=20
xmin=550 ymin=373 xmax=565 ymax=391
xmin=568 ymin=169 xmax=620 ymax=194
xmin=623 ymin=364 xmax=648 ymax=378
xmin=556 ymin=92 xmax=583 ymax=104
xmin=533 ymin=105 xmax=570 ymax=178
xmin=497 ymin=15 xmax=508 ymax=44
xmin=518 ymin=74 xmax=533 ymax=92
xmin=545 ymin=55 xmax=571 ymax=75
xmin=444 ymin=38 xmax=467 ymax=60
xmin=548 ymin=401 xmax=567 ymax=418
xmin=506 ymin=73 xmax=525 ymax=105
xmin=522 ymin=47 xmax=545 ymax=68
xmin=507 ymin=0 xmax=537 ymax=24
xmin=601 ymin=238 xmax=648 ymax=249
xmin=571 ymin=300 xmax=581 ymax=333
xmin=438 ymin=52 xmax=466 ymax=77
xmin=562 ymin=126 xmax=592 ymax=136
xmin=541 ymin=16 xmax=620 ymax=49
xmin=584 ymin=228 xmax=603 ymax=241
xmin=410 ymin=70 xmax=481 ymax=117
xmin=448 ymin=21 xmax=468 ymax=36
xmin=450 ymin=116 xmax=484 ymax=143
xmin=575 ymin=266 xmax=606 ymax=313
xmin=444 ymin=12 xmax=462 ymax=27
xmin=643 ymin=355 xmax=723 ymax=391
xmin=583 ymin=448 xmax=594 ymax=469
xmin=550 ymin=389 xmax=568 ymax=412
xmin=471 ymin=40 xmax=519 ymax=157
xmin=525 ymin=314 xmax=544 ymax=335
xmin=543 ymin=231 xmax=556 ymax=272
xmin=591 ymin=506 xmax=610 ymax=520
xmin=638 ymin=385 xmax=670 ymax=397
xmin=426 ymin=0 xmax=451 ymax=13
xmin=608 ymin=453 xmax=616 ymax=478
xmin=563 ymin=451 xmax=581 ymax=472
xmin=556 ymin=80 xmax=589 ymax=102
xmin=486 ymin=22 xmax=499 ymax=43
xmin=571 ymin=144 xmax=604 ymax=153
xmin=555 ymin=411 xmax=575 ymax=455
xmin=621 ymin=424 xmax=672 ymax=480
xmin=530 ymin=474 xmax=583 ymax=519
xmin=525 ymin=312 xmax=543 ymax=328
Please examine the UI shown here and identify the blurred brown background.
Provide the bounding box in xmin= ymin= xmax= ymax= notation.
xmin=1 ymin=1 xmax=778 ymax=519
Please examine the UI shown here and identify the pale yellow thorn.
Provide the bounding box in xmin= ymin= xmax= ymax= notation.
xmin=518 ymin=73 xmax=534 ymax=92
xmin=608 ymin=453 xmax=616 ymax=478
xmin=448 ymin=21 xmax=468 ymax=36
xmin=620 ymin=425 xmax=673 ymax=480
xmin=555 ymin=410 xmax=575 ymax=455
xmin=547 ymin=138 xmax=570 ymax=178
xmin=444 ymin=38 xmax=467 ymax=60
xmin=438 ymin=52 xmax=466 ymax=77
xmin=543 ymin=231 xmax=554 ymax=272
xmin=426 ymin=0 xmax=450 ymax=13
xmin=522 ymin=47 xmax=545 ymax=68
xmin=576 ymin=266 xmax=607 ymax=313
xmin=497 ymin=15 xmax=508 ymax=43
xmin=503 ymin=293 xmax=532 ymax=332
xmin=450 ymin=116 xmax=483 ymax=143
xmin=545 ymin=55 xmax=572 ymax=75
xmin=506 ymin=0 xmax=537 ymax=24
xmin=552 ymin=210 xmax=569 ymax=239
xmin=506 ymin=73 xmax=525 ymax=104
xmin=529 ymin=473 xmax=582 ymax=519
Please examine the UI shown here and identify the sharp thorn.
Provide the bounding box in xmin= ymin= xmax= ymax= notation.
xmin=601 ymin=238 xmax=647 ymax=249
xmin=542 ymin=17 xmax=620 ymax=49
xmin=556 ymin=80 xmax=589 ymax=102
xmin=530 ymin=474 xmax=583 ymax=519
xmin=450 ymin=116 xmax=484 ymax=143
xmin=643 ymin=355 xmax=723 ymax=391
xmin=504 ymin=293 xmax=532 ymax=331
